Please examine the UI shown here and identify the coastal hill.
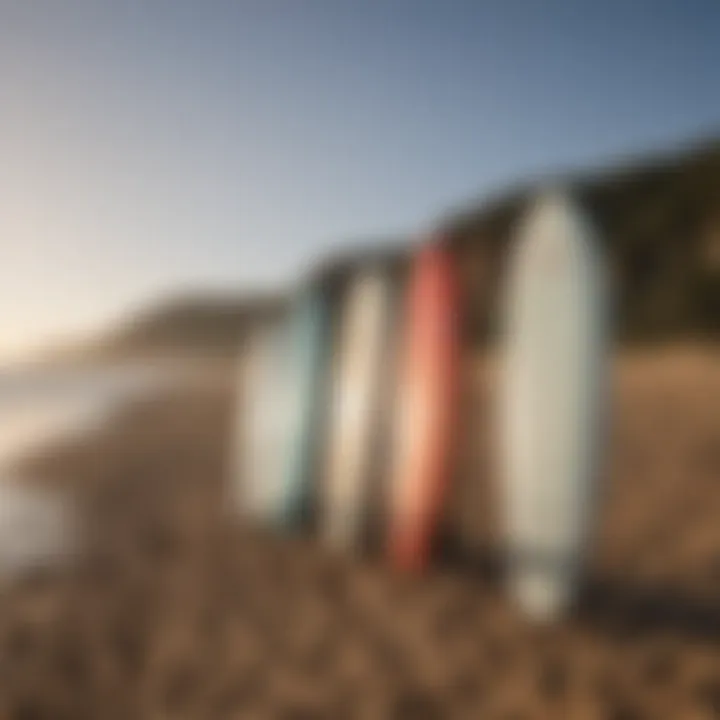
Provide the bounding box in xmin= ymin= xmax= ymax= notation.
xmin=85 ymin=292 xmax=287 ymax=361
xmin=445 ymin=136 xmax=720 ymax=343
xmin=90 ymin=137 xmax=720 ymax=359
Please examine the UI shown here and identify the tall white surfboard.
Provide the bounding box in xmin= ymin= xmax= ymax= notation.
xmin=500 ymin=191 xmax=608 ymax=620
xmin=322 ymin=268 xmax=392 ymax=551
xmin=233 ymin=320 xmax=288 ymax=522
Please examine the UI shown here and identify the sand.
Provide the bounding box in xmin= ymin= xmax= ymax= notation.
xmin=0 ymin=347 xmax=718 ymax=719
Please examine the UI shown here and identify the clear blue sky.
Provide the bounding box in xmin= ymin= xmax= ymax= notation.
xmin=2 ymin=0 xmax=719 ymax=358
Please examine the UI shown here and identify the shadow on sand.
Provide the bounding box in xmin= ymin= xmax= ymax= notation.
xmin=436 ymin=538 xmax=720 ymax=640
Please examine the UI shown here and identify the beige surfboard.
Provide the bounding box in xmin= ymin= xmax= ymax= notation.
xmin=322 ymin=267 xmax=393 ymax=551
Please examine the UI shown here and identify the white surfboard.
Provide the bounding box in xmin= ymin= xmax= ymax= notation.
xmin=500 ymin=191 xmax=608 ymax=620
xmin=233 ymin=320 xmax=288 ymax=522
xmin=322 ymin=268 xmax=392 ymax=551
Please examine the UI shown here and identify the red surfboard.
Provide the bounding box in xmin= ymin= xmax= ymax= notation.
xmin=387 ymin=240 xmax=460 ymax=571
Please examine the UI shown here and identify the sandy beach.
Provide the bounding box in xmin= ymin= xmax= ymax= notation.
xmin=0 ymin=347 xmax=717 ymax=718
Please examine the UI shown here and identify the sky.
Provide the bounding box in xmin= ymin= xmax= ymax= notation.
xmin=1 ymin=0 xmax=719 ymax=360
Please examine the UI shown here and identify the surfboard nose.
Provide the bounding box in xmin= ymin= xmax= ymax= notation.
xmin=518 ymin=190 xmax=599 ymax=258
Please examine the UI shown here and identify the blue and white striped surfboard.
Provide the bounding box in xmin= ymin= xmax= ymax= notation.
xmin=277 ymin=283 xmax=330 ymax=528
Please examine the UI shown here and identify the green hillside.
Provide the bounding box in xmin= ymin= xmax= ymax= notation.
xmin=446 ymin=138 xmax=720 ymax=343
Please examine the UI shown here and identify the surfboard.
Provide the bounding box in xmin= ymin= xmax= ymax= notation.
xmin=278 ymin=282 xmax=330 ymax=529
xmin=322 ymin=266 xmax=396 ymax=552
xmin=387 ymin=241 xmax=460 ymax=571
xmin=233 ymin=319 xmax=288 ymax=523
xmin=500 ymin=191 xmax=608 ymax=620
